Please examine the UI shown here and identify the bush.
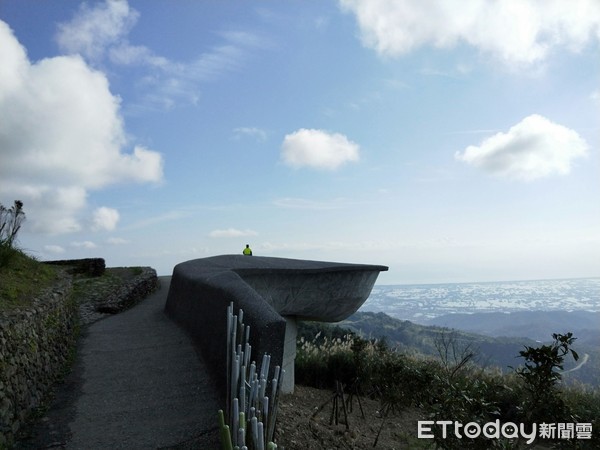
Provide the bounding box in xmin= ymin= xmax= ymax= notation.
xmin=563 ymin=383 xmax=600 ymax=444
xmin=0 ymin=243 xmax=19 ymax=269
xmin=295 ymin=328 xmax=600 ymax=448
xmin=513 ymin=332 xmax=579 ymax=424
xmin=296 ymin=333 xmax=363 ymax=389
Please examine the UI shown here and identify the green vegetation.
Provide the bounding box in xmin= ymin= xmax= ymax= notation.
xmin=296 ymin=322 xmax=600 ymax=448
xmin=0 ymin=201 xmax=60 ymax=311
xmin=0 ymin=249 xmax=60 ymax=310
xmin=513 ymin=332 xmax=587 ymax=429
xmin=340 ymin=311 xmax=535 ymax=366
xmin=0 ymin=200 xmax=25 ymax=260
xmin=340 ymin=311 xmax=600 ymax=387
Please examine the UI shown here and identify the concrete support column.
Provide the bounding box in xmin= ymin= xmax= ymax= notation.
xmin=281 ymin=316 xmax=297 ymax=394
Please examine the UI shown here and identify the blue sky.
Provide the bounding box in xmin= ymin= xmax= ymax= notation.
xmin=1 ymin=0 xmax=599 ymax=283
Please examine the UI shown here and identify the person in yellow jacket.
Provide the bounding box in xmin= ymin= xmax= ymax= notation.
xmin=243 ymin=244 xmax=253 ymax=256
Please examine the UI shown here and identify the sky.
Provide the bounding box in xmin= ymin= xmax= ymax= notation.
xmin=1 ymin=0 xmax=599 ymax=284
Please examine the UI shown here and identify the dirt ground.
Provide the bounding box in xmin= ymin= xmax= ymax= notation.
xmin=275 ymin=385 xmax=430 ymax=450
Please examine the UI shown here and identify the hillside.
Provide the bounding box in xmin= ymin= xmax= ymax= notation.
xmin=426 ymin=309 xmax=600 ymax=343
xmin=324 ymin=311 xmax=600 ymax=387
xmin=340 ymin=312 xmax=533 ymax=367
xmin=295 ymin=313 xmax=600 ymax=448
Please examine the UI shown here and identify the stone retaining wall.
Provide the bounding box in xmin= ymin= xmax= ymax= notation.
xmin=0 ymin=273 xmax=76 ymax=447
xmin=0 ymin=265 xmax=159 ymax=447
xmin=44 ymin=258 xmax=106 ymax=277
xmin=80 ymin=267 xmax=159 ymax=324
xmin=100 ymin=267 xmax=159 ymax=313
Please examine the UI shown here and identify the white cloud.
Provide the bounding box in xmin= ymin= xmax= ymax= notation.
xmin=92 ymin=207 xmax=120 ymax=231
xmin=339 ymin=0 xmax=600 ymax=66
xmin=43 ymin=245 xmax=66 ymax=254
xmin=455 ymin=114 xmax=589 ymax=180
xmin=56 ymin=0 xmax=269 ymax=111
xmin=209 ymin=228 xmax=258 ymax=238
xmin=56 ymin=0 xmax=139 ymax=61
xmin=16 ymin=186 xmax=88 ymax=234
xmin=71 ymin=240 xmax=98 ymax=249
xmin=272 ymin=197 xmax=349 ymax=210
xmin=107 ymin=237 xmax=130 ymax=245
xmin=232 ymin=127 xmax=268 ymax=142
xmin=0 ymin=20 xmax=163 ymax=234
xmin=281 ymin=129 xmax=360 ymax=170
xmin=123 ymin=210 xmax=190 ymax=231
xmin=126 ymin=31 xmax=268 ymax=110
xmin=108 ymin=43 xmax=170 ymax=68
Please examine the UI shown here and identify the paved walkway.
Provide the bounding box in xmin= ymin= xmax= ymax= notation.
xmin=17 ymin=276 xmax=221 ymax=449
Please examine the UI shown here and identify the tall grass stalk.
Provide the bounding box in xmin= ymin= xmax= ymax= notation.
xmin=220 ymin=302 xmax=284 ymax=449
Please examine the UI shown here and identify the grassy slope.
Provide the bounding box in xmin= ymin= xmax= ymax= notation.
xmin=0 ymin=249 xmax=60 ymax=311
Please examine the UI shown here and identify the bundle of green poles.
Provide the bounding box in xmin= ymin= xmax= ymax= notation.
xmin=219 ymin=302 xmax=285 ymax=450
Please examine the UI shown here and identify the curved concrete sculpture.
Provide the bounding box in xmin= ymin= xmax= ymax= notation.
xmin=165 ymin=255 xmax=387 ymax=395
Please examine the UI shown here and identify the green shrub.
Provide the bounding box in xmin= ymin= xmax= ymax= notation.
xmin=0 ymin=243 xmax=18 ymax=269
xmin=513 ymin=332 xmax=579 ymax=424
xmin=295 ymin=327 xmax=600 ymax=448
xmin=296 ymin=334 xmax=360 ymax=388
xmin=563 ymin=383 xmax=600 ymax=444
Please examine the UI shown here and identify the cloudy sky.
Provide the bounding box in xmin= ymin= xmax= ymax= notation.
xmin=1 ymin=0 xmax=598 ymax=284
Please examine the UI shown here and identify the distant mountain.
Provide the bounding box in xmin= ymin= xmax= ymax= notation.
xmin=346 ymin=279 xmax=600 ymax=386
xmin=324 ymin=311 xmax=600 ymax=387
xmin=339 ymin=311 xmax=534 ymax=371
xmin=425 ymin=310 xmax=600 ymax=343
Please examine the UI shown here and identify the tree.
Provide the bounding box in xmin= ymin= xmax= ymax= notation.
xmin=434 ymin=329 xmax=477 ymax=381
xmin=514 ymin=332 xmax=579 ymax=423
xmin=0 ymin=200 xmax=25 ymax=267
xmin=0 ymin=200 xmax=25 ymax=248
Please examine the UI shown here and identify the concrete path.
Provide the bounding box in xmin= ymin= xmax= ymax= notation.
xmin=17 ymin=276 xmax=221 ymax=449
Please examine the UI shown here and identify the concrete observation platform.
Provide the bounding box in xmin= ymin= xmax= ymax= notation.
xmin=164 ymin=255 xmax=388 ymax=394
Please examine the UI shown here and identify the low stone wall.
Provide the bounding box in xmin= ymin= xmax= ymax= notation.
xmin=0 ymin=273 xmax=76 ymax=447
xmin=80 ymin=267 xmax=159 ymax=324
xmin=44 ymin=258 xmax=106 ymax=277
xmin=0 ymin=265 xmax=159 ymax=447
